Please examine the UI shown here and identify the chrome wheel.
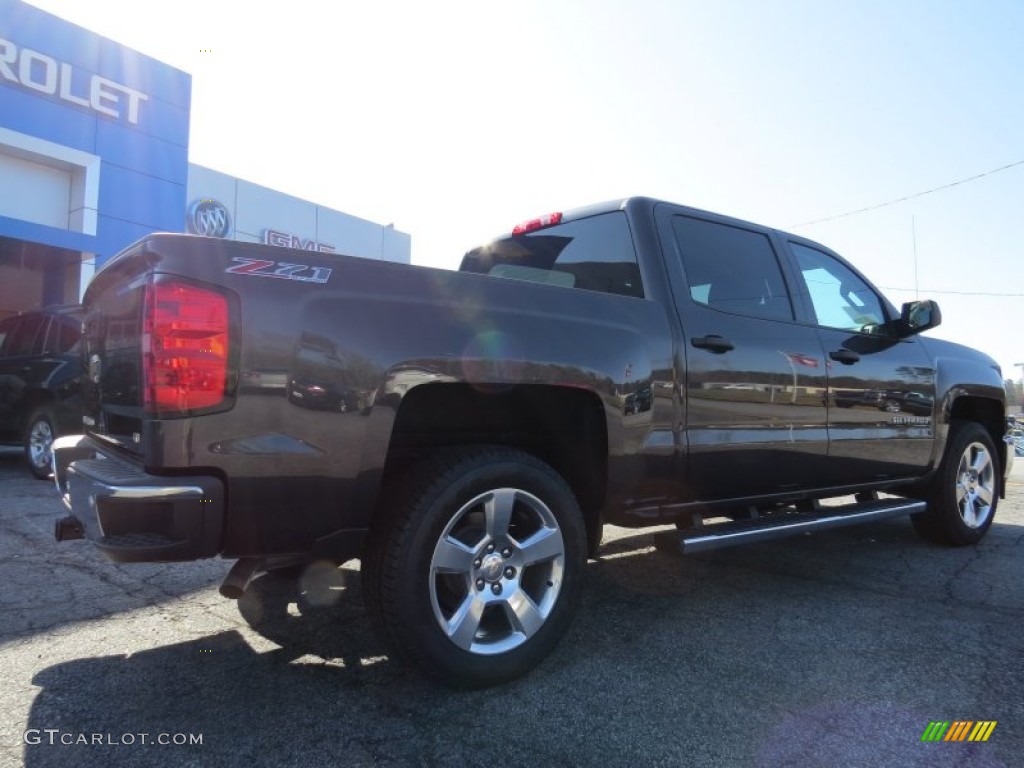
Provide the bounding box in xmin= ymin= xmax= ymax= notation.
xmin=955 ymin=441 xmax=995 ymax=529
xmin=28 ymin=418 xmax=54 ymax=472
xmin=364 ymin=447 xmax=585 ymax=686
xmin=912 ymin=421 xmax=999 ymax=546
xmin=429 ymin=488 xmax=565 ymax=655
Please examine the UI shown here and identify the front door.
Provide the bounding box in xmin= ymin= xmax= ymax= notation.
xmin=785 ymin=240 xmax=936 ymax=483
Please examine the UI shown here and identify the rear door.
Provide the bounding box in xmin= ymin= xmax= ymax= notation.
xmin=655 ymin=205 xmax=830 ymax=501
xmin=784 ymin=239 xmax=936 ymax=482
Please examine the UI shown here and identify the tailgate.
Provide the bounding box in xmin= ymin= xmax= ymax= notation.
xmin=82 ymin=268 xmax=147 ymax=457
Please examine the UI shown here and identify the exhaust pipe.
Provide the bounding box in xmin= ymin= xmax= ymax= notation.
xmin=220 ymin=557 xmax=261 ymax=599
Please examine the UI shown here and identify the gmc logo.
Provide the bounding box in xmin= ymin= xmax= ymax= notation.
xmin=263 ymin=229 xmax=336 ymax=253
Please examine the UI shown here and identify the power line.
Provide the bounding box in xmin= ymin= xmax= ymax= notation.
xmin=790 ymin=159 xmax=1024 ymax=228
xmin=879 ymin=286 xmax=1024 ymax=297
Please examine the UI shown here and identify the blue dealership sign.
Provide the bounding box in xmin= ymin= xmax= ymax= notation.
xmin=0 ymin=0 xmax=191 ymax=264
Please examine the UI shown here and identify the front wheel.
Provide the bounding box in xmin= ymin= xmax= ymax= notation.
xmin=24 ymin=408 xmax=56 ymax=480
xmin=912 ymin=421 xmax=999 ymax=545
xmin=363 ymin=447 xmax=586 ymax=687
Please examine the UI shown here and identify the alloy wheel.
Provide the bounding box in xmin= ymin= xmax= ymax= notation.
xmin=955 ymin=441 xmax=995 ymax=529
xmin=428 ymin=488 xmax=565 ymax=655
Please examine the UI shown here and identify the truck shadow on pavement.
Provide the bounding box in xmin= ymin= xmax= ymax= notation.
xmin=23 ymin=566 xmax=429 ymax=767
xmin=21 ymin=519 xmax=1021 ymax=767
xmin=21 ymin=540 xmax=716 ymax=767
xmin=23 ymin=559 xmax=657 ymax=767
xmin=235 ymin=564 xmax=380 ymax=667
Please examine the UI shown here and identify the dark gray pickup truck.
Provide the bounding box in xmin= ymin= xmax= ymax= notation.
xmin=52 ymin=197 xmax=1013 ymax=686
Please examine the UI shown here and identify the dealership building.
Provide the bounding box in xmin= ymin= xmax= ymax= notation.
xmin=0 ymin=1 xmax=410 ymax=320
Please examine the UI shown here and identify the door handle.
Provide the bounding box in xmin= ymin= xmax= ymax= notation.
xmin=691 ymin=335 xmax=734 ymax=353
xmin=829 ymin=349 xmax=860 ymax=365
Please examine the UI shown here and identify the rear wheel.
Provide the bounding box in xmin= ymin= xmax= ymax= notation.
xmin=363 ymin=447 xmax=586 ymax=688
xmin=911 ymin=421 xmax=999 ymax=545
xmin=24 ymin=408 xmax=56 ymax=480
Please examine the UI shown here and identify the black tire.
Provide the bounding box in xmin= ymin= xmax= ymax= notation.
xmin=362 ymin=447 xmax=586 ymax=688
xmin=911 ymin=421 xmax=999 ymax=546
xmin=24 ymin=407 xmax=56 ymax=480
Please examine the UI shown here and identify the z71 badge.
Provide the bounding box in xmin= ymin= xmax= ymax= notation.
xmin=225 ymin=257 xmax=333 ymax=284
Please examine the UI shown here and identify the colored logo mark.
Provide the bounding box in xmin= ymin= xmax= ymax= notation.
xmin=921 ymin=721 xmax=997 ymax=742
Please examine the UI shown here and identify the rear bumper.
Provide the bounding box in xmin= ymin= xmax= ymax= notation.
xmin=52 ymin=435 xmax=224 ymax=562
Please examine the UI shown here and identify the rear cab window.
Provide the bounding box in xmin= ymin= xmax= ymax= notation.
xmin=459 ymin=211 xmax=644 ymax=299
xmin=672 ymin=215 xmax=795 ymax=322
xmin=4 ymin=314 xmax=48 ymax=356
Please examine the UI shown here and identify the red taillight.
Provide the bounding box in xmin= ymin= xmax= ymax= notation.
xmin=143 ymin=280 xmax=230 ymax=414
xmin=511 ymin=211 xmax=563 ymax=235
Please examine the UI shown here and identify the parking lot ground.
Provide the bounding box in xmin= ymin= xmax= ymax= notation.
xmin=1 ymin=449 xmax=1022 ymax=767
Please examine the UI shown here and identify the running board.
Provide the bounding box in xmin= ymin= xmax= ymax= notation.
xmin=663 ymin=499 xmax=927 ymax=555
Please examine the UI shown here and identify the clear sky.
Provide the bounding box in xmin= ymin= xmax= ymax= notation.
xmin=25 ymin=0 xmax=1024 ymax=383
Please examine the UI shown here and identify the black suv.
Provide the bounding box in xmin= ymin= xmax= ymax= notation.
xmin=0 ymin=305 xmax=84 ymax=478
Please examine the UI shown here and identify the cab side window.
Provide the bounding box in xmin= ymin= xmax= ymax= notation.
xmin=672 ymin=216 xmax=794 ymax=322
xmin=46 ymin=315 xmax=83 ymax=354
xmin=791 ymin=243 xmax=887 ymax=332
xmin=0 ymin=316 xmax=19 ymax=357
xmin=5 ymin=315 xmax=47 ymax=356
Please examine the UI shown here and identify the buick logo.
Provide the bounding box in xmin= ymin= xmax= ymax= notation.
xmin=187 ymin=199 xmax=231 ymax=238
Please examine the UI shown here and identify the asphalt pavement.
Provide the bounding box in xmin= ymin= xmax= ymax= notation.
xmin=1 ymin=448 xmax=1021 ymax=767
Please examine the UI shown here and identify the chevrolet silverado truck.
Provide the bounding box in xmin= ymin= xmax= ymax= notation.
xmin=52 ymin=197 xmax=1013 ymax=687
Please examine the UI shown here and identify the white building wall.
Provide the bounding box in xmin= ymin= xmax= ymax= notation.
xmin=235 ymin=179 xmax=317 ymax=244
xmin=0 ymin=153 xmax=70 ymax=229
xmin=186 ymin=164 xmax=411 ymax=263
xmin=316 ymin=207 xmax=385 ymax=261
xmin=0 ymin=126 xmax=102 ymax=236
xmin=383 ymin=226 xmax=412 ymax=264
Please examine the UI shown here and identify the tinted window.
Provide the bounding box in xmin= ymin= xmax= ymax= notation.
xmin=672 ymin=216 xmax=794 ymax=322
xmin=6 ymin=314 xmax=47 ymax=356
xmin=46 ymin=314 xmax=83 ymax=354
xmin=0 ymin=316 xmax=19 ymax=357
xmin=460 ymin=211 xmax=644 ymax=299
xmin=791 ymin=243 xmax=887 ymax=332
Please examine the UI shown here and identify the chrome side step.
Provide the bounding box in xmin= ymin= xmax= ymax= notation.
xmin=666 ymin=499 xmax=927 ymax=555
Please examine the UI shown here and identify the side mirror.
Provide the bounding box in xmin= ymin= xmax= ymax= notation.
xmin=898 ymin=299 xmax=942 ymax=337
